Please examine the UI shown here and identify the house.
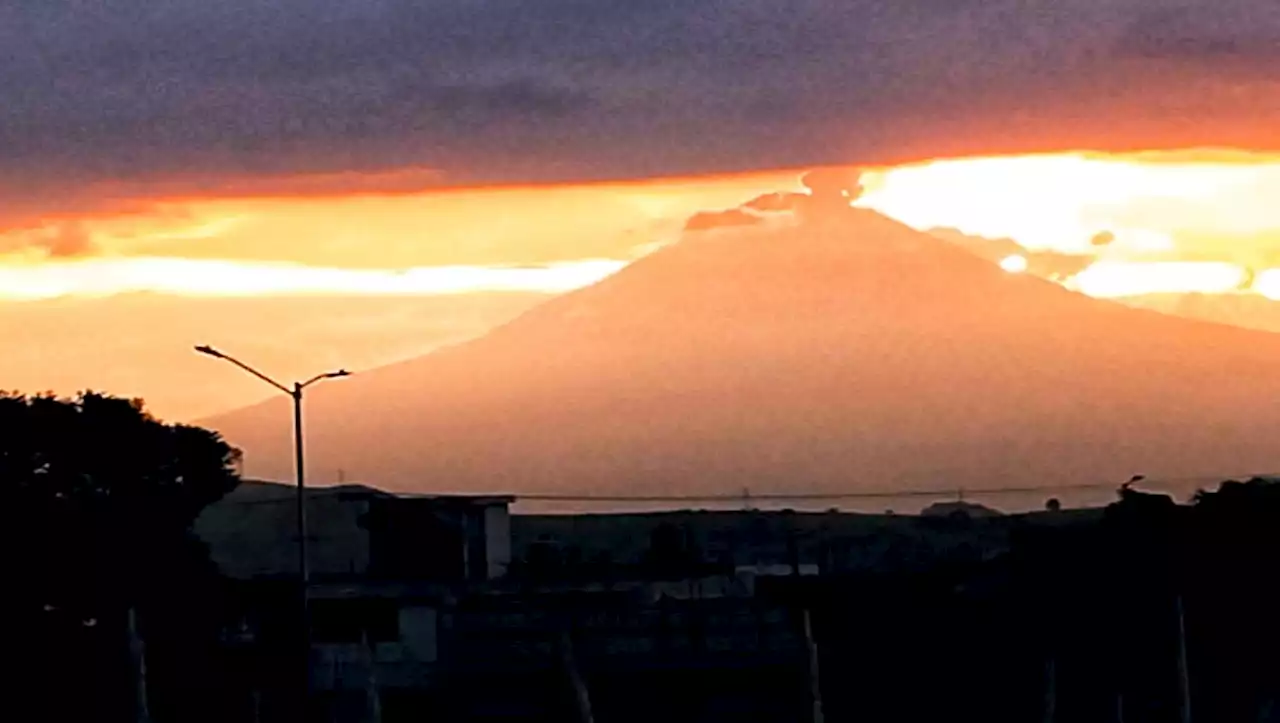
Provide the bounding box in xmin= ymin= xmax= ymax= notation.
xmin=195 ymin=481 xmax=513 ymax=583
xmin=195 ymin=482 xmax=515 ymax=720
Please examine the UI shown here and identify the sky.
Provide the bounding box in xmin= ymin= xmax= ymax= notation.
xmin=5 ymin=0 xmax=1280 ymax=219
xmin=4 ymin=0 xmax=1280 ymax=420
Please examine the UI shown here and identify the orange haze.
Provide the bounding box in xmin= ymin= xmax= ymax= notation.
xmin=8 ymin=149 xmax=1280 ymax=419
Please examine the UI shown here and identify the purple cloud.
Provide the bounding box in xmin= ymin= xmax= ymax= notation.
xmin=2 ymin=0 xmax=1279 ymax=225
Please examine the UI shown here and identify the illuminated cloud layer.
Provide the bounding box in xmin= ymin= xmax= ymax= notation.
xmin=3 ymin=0 xmax=1280 ymax=223
xmin=0 ymin=257 xmax=625 ymax=301
xmin=855 ymin=153 xmax=1280 ymax=297
xmin=859 ymin=154 xmax=1280 ymax=254
xmin=1069 ymin=262 xmax=1249 ymax=298
xmin=5 ymin=152 xmax=1280 ymax=302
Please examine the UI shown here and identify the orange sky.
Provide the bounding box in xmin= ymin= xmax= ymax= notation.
xmin=8 ymin=150 xmax=1280 ymax=421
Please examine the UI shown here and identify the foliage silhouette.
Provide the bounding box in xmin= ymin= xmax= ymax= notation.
xmin=2 ymin=392 xmax=241 ymax=723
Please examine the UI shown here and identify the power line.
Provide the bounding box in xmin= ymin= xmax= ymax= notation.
xmin=507 ymin=473 xmax=1280 ymax=503
xmin=514 ymin=484 xmax=1112 ymax=503
xmin=232 ymin=472 xmax=1280 ymax=506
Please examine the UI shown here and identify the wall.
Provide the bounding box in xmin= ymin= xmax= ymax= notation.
xmin=484 ymin=504 xmax=512 ymax=579
xmin=196 ymin=484 xmax=375 ymax=579
xmin=398 ymin=605 xmax=438 ymax=663
xmin=312 ymin=604 xmax=440 ymax=692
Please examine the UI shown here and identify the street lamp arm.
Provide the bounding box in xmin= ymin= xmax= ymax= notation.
xmin=194 ymin=345 xmax=292 ymax=394
xmin=225 ymin=356 xmax=293 ymax=395
xmin=299 ymin=369 xmax=352 ymax=390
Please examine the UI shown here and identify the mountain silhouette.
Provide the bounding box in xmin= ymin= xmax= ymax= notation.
xmin=207 ymin=206 xmax=1280 ymax=503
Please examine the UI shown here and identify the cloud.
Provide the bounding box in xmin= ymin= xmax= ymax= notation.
xmin=684 ymin=209 xmax=763 ymax=232
xmin=682 ymin=167 xmax=869 ymax=232
xmin=41 ymin=224 xmax=95 ymax=258
xmin=3 ymin=0 xmax=1280 ymax=222
xmin=1022 ymin=252 xmax=1097 ymax=281
xmin=1118 ymin=5 xmax=1280 ymax=63
xmin=742 ymin=192 xmax=806 ymax=214
xmin=0 ymin=222 xmax=97 ymax=258
xmin=0 ymin=257 xmax=627 ymax=301
xmin=928 ymin=228 xmax=1095 ymax=280
xmin=801 ymin=170 xmax=865 ymax=201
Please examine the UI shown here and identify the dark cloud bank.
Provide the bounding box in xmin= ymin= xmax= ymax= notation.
xmin=2 ymin=0 xmax=1280 ymax=223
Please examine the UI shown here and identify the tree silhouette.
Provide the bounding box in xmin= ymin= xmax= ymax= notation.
xmin=1187 ymin=479 xmax=1280 ymax=720
xmin=2 ymin=392 xmax=241 ymax=723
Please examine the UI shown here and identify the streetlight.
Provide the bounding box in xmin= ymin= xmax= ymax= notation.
xmin=194 ymin=345 xmax=350 ymax=705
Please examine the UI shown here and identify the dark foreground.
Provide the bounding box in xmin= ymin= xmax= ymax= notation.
xmin=18 ymin=480 xmax=1280 ymax=723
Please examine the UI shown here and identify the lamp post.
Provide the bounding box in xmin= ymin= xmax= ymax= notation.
xmin=194 ymin=345 xmax=350 ymax=710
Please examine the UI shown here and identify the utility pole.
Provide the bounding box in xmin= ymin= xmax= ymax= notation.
xmin=194 ymin=345 xmax=351 ymax=717
xmin=560 ymin=630 xmax=595 ymax=723
xmin=802 ymin=608 xmax=825 ymax=723
xmin=1042 ymin=656 xmax=1057 ymax=723
xmin=291 ymin=380 xmax=311 ymax=711
xmin=360 ymin=631 xmax=383 ymax=723
xmin=129 ymin=607 xmax=151 ymax=723
xmin=1176 ymin=595 xmax=1193 ymax=723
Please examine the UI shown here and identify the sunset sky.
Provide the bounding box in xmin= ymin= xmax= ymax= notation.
xmin=5 ymin=0 xmax=1280 ymax=421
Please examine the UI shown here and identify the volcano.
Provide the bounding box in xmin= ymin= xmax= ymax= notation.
xmin=206 ymin=201 xmax=1280 ymax=504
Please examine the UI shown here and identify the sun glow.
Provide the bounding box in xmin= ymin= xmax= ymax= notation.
xmin=999 ymin=254 xmax=1028 ymax=273
xmin=1068 ymin=261 xmax=1248 ymax=298
xmin=1248 ymin=271 xmax=1280 ymax=302
xmin=858 ymin=151 xmax=1280 ymax=298
xmin=859 ymin=153 xmax=1280 ymax=252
